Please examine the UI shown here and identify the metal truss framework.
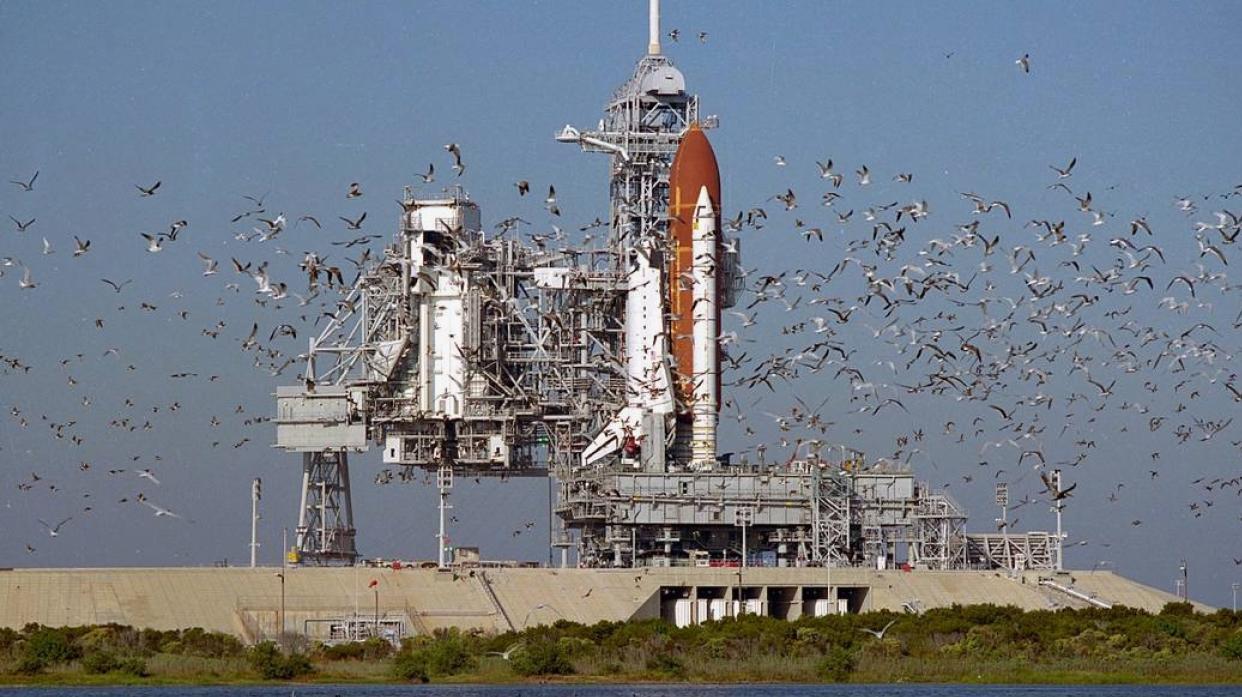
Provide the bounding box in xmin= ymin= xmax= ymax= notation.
xmin=295 ymin=449 xmax=357 ymax=564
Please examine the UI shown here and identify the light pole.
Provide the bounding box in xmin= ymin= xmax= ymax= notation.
xmin=734 ymin=507 xmax=754 ymax=618
xmin=995 ymin=482 xmax=1010 ymax=571
xmin=1052 ymin=470 xmax=1065 ymax=571
xmin=274 ymin=572 xmax=286 ymax=643
xmin=250 ymin=478 xmax=261 ymax=568
xmin=1232 ymin=582 xmax=1238 ymax=613
xmin=1179 ymin=560 xmax=1188 ymax=603
xmin=735 ymin=507 xmax=754 ymax=568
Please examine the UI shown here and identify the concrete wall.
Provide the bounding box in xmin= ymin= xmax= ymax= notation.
xmin=0 ymin=566 xmax=1200 ymax=642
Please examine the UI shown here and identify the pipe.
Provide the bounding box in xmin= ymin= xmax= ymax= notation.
xmin=648 ymin=0 xmax=661 ymax=55
xmin=1039 ymin=578 xmax=1112 ymax=609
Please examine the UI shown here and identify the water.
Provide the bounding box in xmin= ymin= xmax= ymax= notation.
xmin=1 ymin=686 xmax=1239 ymax=697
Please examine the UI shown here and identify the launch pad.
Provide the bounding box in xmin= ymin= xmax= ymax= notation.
xmin=274 ymin=0 xmax=1062 ymax=574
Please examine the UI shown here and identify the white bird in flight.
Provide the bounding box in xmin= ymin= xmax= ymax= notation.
xmin=198 ymin=252 xmax=218 ymax=276
xmin=38 ymin=517 xmax=73 ymax=537
xmin=143 ymin=501 xmax=181 ymax=519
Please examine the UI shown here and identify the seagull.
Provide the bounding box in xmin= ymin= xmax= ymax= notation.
xmin=141 ymin=233 xmax=164 ymax=253
xmin=417 ymin=163 xmax=435 ymax=183
xmin=135 ymin=180 xmax=161 ymax=197
xmin=515 ymin=180 xmax=530 ymax=196
xmin=38 ymin=517 xmax=72 ymax=537
xmin=858 ymin=619 xmax=898 ymax=639
xmin=197 ymin=252 xmax=218 ymax=275
xmin=1016 ymin=53 xmax=1030 ymax=73
xmin=856 ymin=165 xmax=871 ymax=186
xmin=9 ymin=216 xmax=35 ymax=232
xmin=10 ymin=170 xmax=38 ymax=191
xmin=698 ymin=31 xmax=708 ymax=43
xmin=137 ymin=469 xmax=160 ymax=485
xmin=486 ymin=642 xmax=525 ymax=661
xmin=256 ymin=214 xmax=285 ymax=236
xmin=143 ymin=501 xmax=182 ymax=519
xmin=100 ymin=278 xmax=133 ymax=293
xmin=347 ymin=182 xmax=363 ymax=198
xmin=41 ymin=237 xmax=53 ymax=255
xmin=18 ymin=266 xmax=36 ymax=290
xmin=445 ymin=143 xmax=465 ymax=176
xmin=72 ymin=237 xmax=91 ymax=257
xmin=339 ymin=212 xmax=367 ymax=230
xmin=1050 ymin=157 xmax=1076 ymax=178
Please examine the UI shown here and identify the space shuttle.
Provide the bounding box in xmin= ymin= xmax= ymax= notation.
xmin=582 ymin=123 xmax=727 ymax=471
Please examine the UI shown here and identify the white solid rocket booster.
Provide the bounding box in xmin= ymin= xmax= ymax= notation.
xmin=690 ymin=185 xmax=718 ymax=467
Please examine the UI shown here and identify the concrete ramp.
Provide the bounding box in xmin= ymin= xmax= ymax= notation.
xmin=0 ymin=566 xmax=1203 ymax=641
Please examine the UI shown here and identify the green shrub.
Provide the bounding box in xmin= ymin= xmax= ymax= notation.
xmin=1221 ymin=631 xmax=1242 ymax=661
xmin=123 ymin=657 xmax=148 ymax=676
xmin=116 ymin=657 xmax=147 ymax=677
xmin=1161 ymin=602 xmax=1196 ymax=617
xmin=178 ymin=627 xmax=243 ymax=657
xmin=21 ymin=628 xmax=80 ymax=670
xmin=0 ymin=627 xmax=18 ymax=653
xmin=14 ymin=654 xmax=49 ymax=675
xmin=510 ymin=639 xmax=574 ymax=676
xmin=419 ymin=635 xmax=474 ymax=676
xmin=247 ymin=641 xmax=314 ymax=680
xmin=818 ymin=646 xmax=857 ymax=682
xmin=81 ymin=650 xmax=121 ymax=674
xmin=556 ymin=635 xmax=594 ymax=658
xmin=390 ymin=651 xmax=429 ymax=682
xmin=644 ymin=652 xmax=684 ymax=677
xmin=281 ymin=652 xmax=312 ymax=678
xmin=320 ymin=636 xmax=394 ymax=661
xmin=84 ymin=653 xmax=145 ymax=677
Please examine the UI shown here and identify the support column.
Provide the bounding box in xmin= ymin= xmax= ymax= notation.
xmin=437 ymin=464 xmax=453 ymax=568
xmin=295 ymin=449 xmax=358 ymax=565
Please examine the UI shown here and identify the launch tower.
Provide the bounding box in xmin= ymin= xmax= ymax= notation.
xmin=273 ymin=0 xmax=1060 ymax=573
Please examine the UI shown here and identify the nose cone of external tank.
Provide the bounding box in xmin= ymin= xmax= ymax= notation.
xmin=669 ymin=124 xmax=721 ymax=205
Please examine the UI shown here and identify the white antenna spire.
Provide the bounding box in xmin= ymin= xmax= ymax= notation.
xmin=648 ymin=0 xmax=661 ymax=55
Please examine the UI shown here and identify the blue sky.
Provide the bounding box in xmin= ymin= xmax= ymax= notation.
xmin=1 ymin=2 xmax=1239 ymax=607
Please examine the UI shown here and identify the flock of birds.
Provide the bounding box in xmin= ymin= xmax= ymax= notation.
xmin=1 ymin=43 xmax=1239 ymax=575
xmin=712 ymin=154 xmax=1240 ymax=553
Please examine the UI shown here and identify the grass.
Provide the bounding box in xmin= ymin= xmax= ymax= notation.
xmin=3 ymin=652 xmax=1240 ymax=686
xmin=2 ymin=605 xmax=1240 ymax=686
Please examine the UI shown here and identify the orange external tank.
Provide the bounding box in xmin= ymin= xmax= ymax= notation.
xmin=667 ymin=124 xmax=721 ymax=415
